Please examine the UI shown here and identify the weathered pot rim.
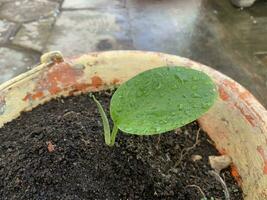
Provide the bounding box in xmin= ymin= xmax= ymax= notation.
xmin=0 ymin=50 xmax=267 ymax=200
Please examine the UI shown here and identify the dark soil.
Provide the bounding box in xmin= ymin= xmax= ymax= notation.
xmin=0 ymin=91 xmax=243 ymax=200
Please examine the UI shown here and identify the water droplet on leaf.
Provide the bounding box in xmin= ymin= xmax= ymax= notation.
xmin=175 ymin=74 xmax=184 ymax=84
xmin=192 ymin=93 xmax=201 ymax=98
xmin=178 ymin=104 xmax=183 ymax=110
xmin=191 ymin=85 xmax=197 ymax=90
xmin=193 ymin=76 xmax=199 ymax=81
xmin=156 ymin=82 xmax=161 ymax=90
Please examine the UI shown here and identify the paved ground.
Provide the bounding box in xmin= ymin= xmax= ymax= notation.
xmin=0 ymin=0 xmax=266 ymax=107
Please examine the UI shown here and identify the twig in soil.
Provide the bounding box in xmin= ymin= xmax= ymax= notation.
xmin=156 ymin=135 xmax=161 ymax=150
xmin=185 ymin=184 xmax=206 ymax=199
xmin=174 ymin=128 xmax=201 ymax=167
xmin=209 ymin=170 xmax=230 ymax=200
xmin=81 ymin=138 xmax=90 ymax=145
xmin=104 ymin=90 xmax=114 ymax=96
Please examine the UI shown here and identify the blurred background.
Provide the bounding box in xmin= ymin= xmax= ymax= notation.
xmin=0 ymin=0 xmax=266 ymax=107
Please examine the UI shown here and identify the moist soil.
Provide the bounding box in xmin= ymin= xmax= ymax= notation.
xmin=0 ymin=92 xmax=243 ymax=200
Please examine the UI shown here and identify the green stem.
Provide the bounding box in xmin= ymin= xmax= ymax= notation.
xmin=91 ymin=94 xmax=111 ymax=145
xmin=91 ymin=94 xmax=119 ymax=146
xmin=110 ymin=124 xmax=119 ymax=146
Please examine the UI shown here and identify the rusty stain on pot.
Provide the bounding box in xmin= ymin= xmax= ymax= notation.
xmin=68 ymin=83 xmax=91 ymax=95
xmin=234 ymin=102 xmax=255 ymax=125
xmin=112 ymin=78 xmax=120 ymax=85
xmin=73 ymin=83 xmax=91 ymax=91
xmin=231 ymin=165 xmax=242 ymax=185
xmin=31 ymin=91 xmax=44 ymax=100
xmin=23 ymin=62 xmax=84 ymax=101
xmin=218 ymin=147 xmax=227 ymax=155
xmin=221 ymin=79 xmax=265 ymax=133
xmin=257 ymin=145 xmax=267 ymax=174
xmin=91 ymin=76 xmax=103 ymax=88
xmin=238 ymin=91 xmax=265 ymax=128
xmin=0 ymin=94 xmax=6 ymax=115
xmin=219 ymin=86 xmax=229 ymax=101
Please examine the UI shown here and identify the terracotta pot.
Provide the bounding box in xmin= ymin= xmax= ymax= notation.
xmin=0 ymin=51 xmax=266 ymax=200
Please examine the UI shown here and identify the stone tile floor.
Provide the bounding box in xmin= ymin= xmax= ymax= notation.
xmin=0 ymin=0 xmax=266 ymax=107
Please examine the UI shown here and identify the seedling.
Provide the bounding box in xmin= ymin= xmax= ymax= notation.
xmin=91 ymin=66 xmax=218 ymax=146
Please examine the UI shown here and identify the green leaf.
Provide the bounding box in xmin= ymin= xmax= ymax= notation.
xmin=110 ymin=66 xmax=218 ymax=135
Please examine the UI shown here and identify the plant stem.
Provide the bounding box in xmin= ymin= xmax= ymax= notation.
xmin=91 ymin=94 xmax=111 ymax=145
xmin=110 ymin=124 xmax=119 ymax=146
xmin=91 ymin=94 xmax=119 ymax=146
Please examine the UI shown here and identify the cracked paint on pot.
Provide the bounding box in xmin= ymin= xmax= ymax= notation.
xmin=91 ymin=76 xmax=103 ymax=88
xmin=231 ymin=165 xmax=242 ymax=185
xmin=112 ymin=78 xmax=120 ymax=85
xmin=219 ymin=85 xmax=229 ymax=101
xmin=23 ymin=62 xmax=85 ymax=101
xmin=219 ymin=79 xmax=266 ymax=134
